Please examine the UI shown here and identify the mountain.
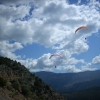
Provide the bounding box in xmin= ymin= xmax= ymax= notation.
xmin=62 ymin=87 xmax=100 ymax=100
xmin=0 ymin=56 xmax=64 ymax=100
xmin=35 ymin=70 xmax=100 ymax=92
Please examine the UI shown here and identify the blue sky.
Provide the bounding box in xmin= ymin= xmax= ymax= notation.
xmin=0 ymin=0 xmax=100 ymax=73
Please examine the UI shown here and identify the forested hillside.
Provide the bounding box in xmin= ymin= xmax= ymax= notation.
xmin=0 ymin=56 xmax=64 ymax=100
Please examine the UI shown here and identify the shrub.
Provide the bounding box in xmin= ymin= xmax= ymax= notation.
xmin=34 ymin=76 xmax=43 ymax=87
xmin=21 ymin=84 xmax=31 ymax=97
xmin=0 ymin=77 xmax=7 ymax=87
xmin=12 ymin=80 xmax=20 ymax=92
xmin=46 ymin=85 xmax=50 ymax=90
xmin=34 ymin=80 xmax=42 ymax=87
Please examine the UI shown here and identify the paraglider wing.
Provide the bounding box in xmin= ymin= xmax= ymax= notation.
xmin=49 ymin=54 xmax=63 ymax=59
xmin=75 ymin=26 xmax=88 ymax=33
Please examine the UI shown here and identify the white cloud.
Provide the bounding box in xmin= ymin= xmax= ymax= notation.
xmin=92 ymin=55 xmax=100 ymax=65
xmin=0 ymin=4 xmax=30 ymax=20
xmin=81 ymin=62 xmax=97 ymax=71
xmin=77 ymin=0 xmax=81 ymax=4
xmin=63 ymin=65 xmax=81 ymax=73
xmin=0 ymin=41 xmax=23 ymax=59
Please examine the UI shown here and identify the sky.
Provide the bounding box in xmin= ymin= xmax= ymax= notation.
xmin=0 ymin=0 xmax=100 ymax=73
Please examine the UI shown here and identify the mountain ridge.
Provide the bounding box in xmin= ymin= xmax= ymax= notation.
xmin=35 ymin=70 xmax=100 ymax=92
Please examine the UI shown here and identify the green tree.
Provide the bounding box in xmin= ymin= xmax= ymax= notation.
xmin=0 ymin=77 xmax=7 ymax=87
xmin=21 ymin=84 xmax=31 ymax=97
xmin=12 ymin=79 xmax=20 ymax=92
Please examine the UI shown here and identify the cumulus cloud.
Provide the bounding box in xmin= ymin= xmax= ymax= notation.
xmin=92 ymin=55 xmax=100 ymax=65
xmin=0 ymin=0 xmax=100 ymax=72
xmin=81 ymin=62 xmax=97 ymax=71
xmin=77 ymin=0 xmax=81 ymax=4
xmin=61 ymin=65 xmax=82 ymax=73
xmin=0 ymin=41 xmax=23 ymax=59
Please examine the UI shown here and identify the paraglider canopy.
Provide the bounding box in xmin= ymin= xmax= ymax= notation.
xmin=49 ymin=54 xmax=63 ymax=59
xmin=75 ymin=26 xmax=88 ymax=33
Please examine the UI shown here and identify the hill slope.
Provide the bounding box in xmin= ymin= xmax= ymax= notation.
xmin=0 ymin=56 xmax=64 ymax=100
xmin=35 ymin=70 xmax=100 ymax=92
xmin=62 ymin=86 xmax=100 ymax=100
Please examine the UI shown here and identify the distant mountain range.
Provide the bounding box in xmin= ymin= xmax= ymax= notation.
xmin=35 ymin=70 xmax=100 ymax=92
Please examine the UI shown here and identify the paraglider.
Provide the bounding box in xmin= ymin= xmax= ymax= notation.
xmin=49 ymin=54 xmax=63 ymax=68
xmin=49 ymin=54 xmax=63 ymax=59
xmin=75 ymin=26 xmax=88 ymax=33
